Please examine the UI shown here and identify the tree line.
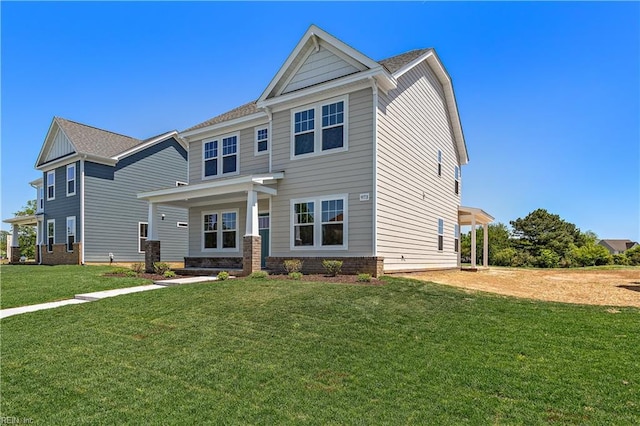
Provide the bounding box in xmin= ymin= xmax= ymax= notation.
xmin=461 ymin=208 xmax=640 ymax=268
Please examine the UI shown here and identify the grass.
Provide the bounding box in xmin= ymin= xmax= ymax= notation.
xmin=0 ymin=265 xmax=152 ymax=309
xmin=1 ymin=274 xmax=638 ymax=424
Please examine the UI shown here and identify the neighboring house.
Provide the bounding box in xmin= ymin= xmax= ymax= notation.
xmin=4 ymin=117 xmax=188 ymax=265
xmin=139 ymin=24 xmax=493 ymax=276
xmin=597 ymin=239 xmax=639 ymax=255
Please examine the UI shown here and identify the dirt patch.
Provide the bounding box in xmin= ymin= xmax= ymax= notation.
xmin=400 ymin=267 xmax=640 ymax=307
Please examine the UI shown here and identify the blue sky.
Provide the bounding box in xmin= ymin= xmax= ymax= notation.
xmin=2 ymin=2 xmax=639 ymax=240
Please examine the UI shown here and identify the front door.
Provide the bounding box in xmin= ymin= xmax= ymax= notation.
xmin=258 ymin=213 xmax=270 ymax=268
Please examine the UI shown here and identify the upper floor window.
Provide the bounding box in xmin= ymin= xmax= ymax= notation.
xmin=203 ymin=134 xmax=239 ymax=178
xmin=437 ymin=150 xmax=442 ymax=177
xmin=256 ymin=128 xmax=269 ymax=154
xmin=438 ymin=219 xmax=444 ymax=251
xmin=291 ymin=194 xmax=347 ymax=250
xmin=292 ymin=97 xmax=348 ymax=159
xmin=454 ymin=166 xmax=460 ymax=195
xmin=47 ymin=171 xmax=55 ymax=200
xmin=67 ymin=164 xmax=76 ymax=196
xmin=38 ymin=187 xmax=44 ymax=211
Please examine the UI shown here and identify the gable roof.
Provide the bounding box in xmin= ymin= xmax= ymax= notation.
xmin=36 ymin=117 xmax=183 ymax=169
xmin=378 ymin=48 xmax=433 ymax=74
xmin=183 ymin=101 xmax=259 ymax=133
xmin=598 ymin=239 xmax=638 ymax=253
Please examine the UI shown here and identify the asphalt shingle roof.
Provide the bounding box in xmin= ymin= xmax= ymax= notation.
xmin=182 ymin=48 xmax=432 ymax=133
xmin=54 ymin=117 xmax=143 ymax=159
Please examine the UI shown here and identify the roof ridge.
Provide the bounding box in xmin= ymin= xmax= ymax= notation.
xmin=55 ymin=116 xmax=141 ymax=142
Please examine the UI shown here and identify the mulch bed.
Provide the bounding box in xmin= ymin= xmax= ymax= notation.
xmin=104 ymin=272 xmax=187 ymax=281
xmin=104 ymin=272 xmax=383 ymax=285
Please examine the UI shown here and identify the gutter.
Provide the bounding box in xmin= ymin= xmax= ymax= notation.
xmin=80 ymin=156 xmax=86 ymax=265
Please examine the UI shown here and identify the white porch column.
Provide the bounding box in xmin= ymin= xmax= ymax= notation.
xmin=483 ymin=223 xmax=489 ymax=268
xmin=245 ymin=189 xmax=259 ymax=237
xmin=11 ymin=224 xmax=19 ymax=247
xmin=470 ymin=217 xmax=477 ymax=269
xmin=148 ymin=203 xmax=159 ymax=240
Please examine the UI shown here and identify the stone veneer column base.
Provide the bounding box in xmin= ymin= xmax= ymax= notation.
xmin=145 ymin=241 xmax=161 ymax=273
xmin=10 ymin=247 xmax=22 ymax=264
xmin=242 ymin=235 xmax=261 ymax=276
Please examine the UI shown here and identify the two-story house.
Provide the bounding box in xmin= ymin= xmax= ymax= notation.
xmin=5 ymin=117 xmax=189 ymax=265
xmin=138 ymin=25 xmax=493 ymax=276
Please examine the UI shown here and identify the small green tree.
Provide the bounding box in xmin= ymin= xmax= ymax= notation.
xmin=0 ymin=230 xmax=8 ymax=259
xmin=14 ymin=200 xmax=37 ymax=259
xmin=625 ymin=245 xmax=640 ymax=266
xmin=571 ymin=244 xmax=613 ymax=267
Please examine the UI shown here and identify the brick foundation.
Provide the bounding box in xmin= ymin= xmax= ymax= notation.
xmin=145 ymin=240 xmax=161 ymax=273
xmin=10 ymin=247 xmax=22 ymax=264
xmin=243 ymin=236 xmax=261 ymax=276
xmin=185 ymin=257 xmax=243 ymax=269
xmin=39 ymin=243 xmax=82 ymax=265
xmin=266 ymin=256 xmax=384 ymax=277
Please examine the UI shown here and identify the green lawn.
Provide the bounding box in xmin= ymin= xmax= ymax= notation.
xmin=1 ymin=275 xmax=638 ymax=424
xmin=0 ymin=265 xmax=152 ymax=309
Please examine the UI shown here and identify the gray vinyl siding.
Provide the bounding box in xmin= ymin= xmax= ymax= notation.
xmin=376 ymin=61 xmax=462 ymax=271
xmin=270 ymin=87 xmax=375 ymax=257
xmin=84 ymin=138 xmax=188 ymax=262
xmin=188 ymin=127 xmax=269 ymax=184
xmin=283 ymin=46 xmax=360 ymax=94
xmin=42 ymin=161 xmax=81 ymax=244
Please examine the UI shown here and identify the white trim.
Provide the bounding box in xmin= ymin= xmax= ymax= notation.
xmin=254 ymin=126 xmax=269 ymax=156
xmin=290 ymin=95 xmax=349 ymax=160
xmin=80 ymin=157 xmax=85 ymax=264
xmin=138 ymin=222 xmax=148 ymax=253
xmin=46 ymin=219 xmax=55 ymax=252
xmin=437 ymin=218 xmax=444 ymax=252
xmin=290 ymin=194 xmax=348 ymax=251
xmin=177 ymin=221 xmax=188 ymax=228
xmin=370 ymin=78 xmax=378 ymax=256
xmin=38 ymin=153 xmax=116 ymax=171
xmin=66 ymin=163 xmax=76 ymax=197
xmin=201 ymin=209 xmax=240 ymax=253
xmin=176 ymin=181 xmax=188 ymax=187
xmin=201 ymin=132 xmax=240 ymax=181
xmin=46 ymin=170 xmax=55 ymax=201
xmin=180 ymin=113 xmax=267 ymax=141
xmin=66 ymin=216 xmax=76 ymax=252
xmin=437 ymin=150 xmax=442 ymax=177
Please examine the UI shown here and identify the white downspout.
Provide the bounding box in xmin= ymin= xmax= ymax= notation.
xmin=80 ymin=156 xmax=86 ymax=264
xmin=369 ymin=77 xmax=379 ymax=256
xmin=265 ymin=106 xmax=273 ymax=173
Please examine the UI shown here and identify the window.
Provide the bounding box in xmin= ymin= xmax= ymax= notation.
xmin=256 ymin=128 xmax=269 ymax=154
xmin=454 ymin=166 xmax=460 ymax=195
xmin=47 ymin=171 xmax=55 ymax=200
xmin=38 ymin=187 xmax=44 ymax=211
xmin=454 ymin=224 xmax=460 ymax=253
xmin=292 ymin=97 xmax=348 ymax=158
xmin=47 ymin=219 xmax=55 ymax=252
xmin=438 ymin=219 xmax=444 ymax=251
xmin=66 ymin=216 xmax=76 ymax=252
xmin=139 ymin=222 xmax=148 ymax=253
xmin=203 ymin=211 xmax=238 ymax=251
xmin=292 ymin=195 xmax=347 ymax=249
xmin=67 ymin=164 xmax=76 ymax=196
xmin=437 ymin=150 xmax=442 ymax=177
xmin=258 ymin=213 xmax=270 ymax=230
xmin=203 ymin=134 xmax=238 ymax=178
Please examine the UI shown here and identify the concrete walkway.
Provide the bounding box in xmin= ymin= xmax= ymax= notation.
xmin=0 ymin=276 xmax=219 ymax=320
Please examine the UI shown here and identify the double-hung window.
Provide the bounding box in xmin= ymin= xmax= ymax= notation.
xmin=256 ymin=128 xmax=269 ymax=154
xmin=222 ymin=136 xmax=238 ymax=174
xmin=437 ymin=219 xmax=444 ymax=251
xmin=292 ymin=195 xmax=347 ymax=249
xmin=437 ymin=150 xmax=442 ymax=177
xmin=203 ymin=211 xmax=238 ymax=251
xmin=204 ymin=140 xmax=218 ymax=177
xmin=66 ymin=216 xmax=76 ymax=252
xmin=138 ymin=223 xmax=148 ymax=253
xmin=454 ymin=166 xmax=460 ymax=195
xmin=38 ymin=187 xmax=44 ymax=211
xmin=292 ymin=97 xmax=347 ymax=158
xmin=67 ymin=164 xmax=76 ymax=196
xmin=47 ymin=171 xmax=55 ymax=200
xmin=203 ymin=134 xmax=238 ymax=178
xmin=454 ymin=224 xmax=460 ymax=253
xmin=47 ymin=219 xmax=55 ymax=252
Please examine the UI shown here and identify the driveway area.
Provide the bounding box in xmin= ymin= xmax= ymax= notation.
xmin=401 ymin=267 xmax=640 ymax=307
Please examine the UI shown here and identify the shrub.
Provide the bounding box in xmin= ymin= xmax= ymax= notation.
xmin=511 ymin=251 xmax=535 ymax=267
xmin=493 ymin=248 xmax=517 ymax=267
xmin=288 ymin=272 xmax=303 ymax=280
xmin=283 ymin=259 xmax=303 ymax=273
xmin=571 ymin=244 xmax=613 ymax=267
xmin=536 ymin=249 xmax=560 ymax=268
xmin=163 ymin=270 xmax=176 ymax=278
xmin=112 ymin=267 xmax=137 ymax=277
xmin=153 ymin=262 xmax=171 ymax=275
xmin=625 ymin=245 xmax=640 ymax=266
xmin=356 ymin=273 xmax=372 ymax=283
xmin=613 ymin=254 xmax=629 ymax=266
xmin=131 ymin=263 xmax=144 ymax=274
xmin=322 ymin=260 xmax=343 ymax=276
xmin=248 ymin=271 xmax=269 ymax=279
xmin=216 ymin=271 xmax=230 ymax=281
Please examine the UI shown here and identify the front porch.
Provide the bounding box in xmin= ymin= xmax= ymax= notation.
xmin=3 ymin=215 xmax=40 ymax=264
xmin=458 ymin=206 xmax=495 ymax=269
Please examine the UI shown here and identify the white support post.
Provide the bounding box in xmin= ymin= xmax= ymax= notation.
xmin=11 ymin=224 xmax=19 ymax=247
xmin=148 ymin=203 xmax=159 ymax=241
xmin=483 ymin=223 xmax=489 ymax=268
xmin=245 ymin=189 xmax=259 ymax=237
xmin=470 ymin=217 xmax=477 ymax=269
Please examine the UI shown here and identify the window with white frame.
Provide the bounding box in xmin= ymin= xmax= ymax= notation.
xmin=292 ymin=195 xmax=347 ymax=249
xmin=67 ymin=164 xmax=76 ymax=196
xmin=203 ymin=134 xmax=238 ymax=178
xmin=47 ymin=171 xmax=55 ymax=200
xmin=438 ymin=219 xmax=444 ymax=251
xmin=203 ymin=211 xmax=238 ymax=251
xmin=454 ymin=166 xmax=460 ymax=195
xmin=139 ymin=222 xmax=148 ymax=253
xmin=256 ymin=128 xmax=268 ymax=154
xmin=454 ymin=224 xmax=460 ymax=253
xmin=292 ymin=97 xmax=347 ymax=158
xmin=437 ymin=150 xmax=442 ymax=177
xmin=38 ymin=187 xmax=44 ymax=211
xmin=66 ymin=216 xmax=76 ymax=252
xmin=47 ymin=219 xmax=55 ymax=252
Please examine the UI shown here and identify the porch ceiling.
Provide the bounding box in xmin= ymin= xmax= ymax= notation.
xmin=458 ymin=206 xmax=494 ymax=225
xmin=3 ymin=215 xmax=38 ymax=226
